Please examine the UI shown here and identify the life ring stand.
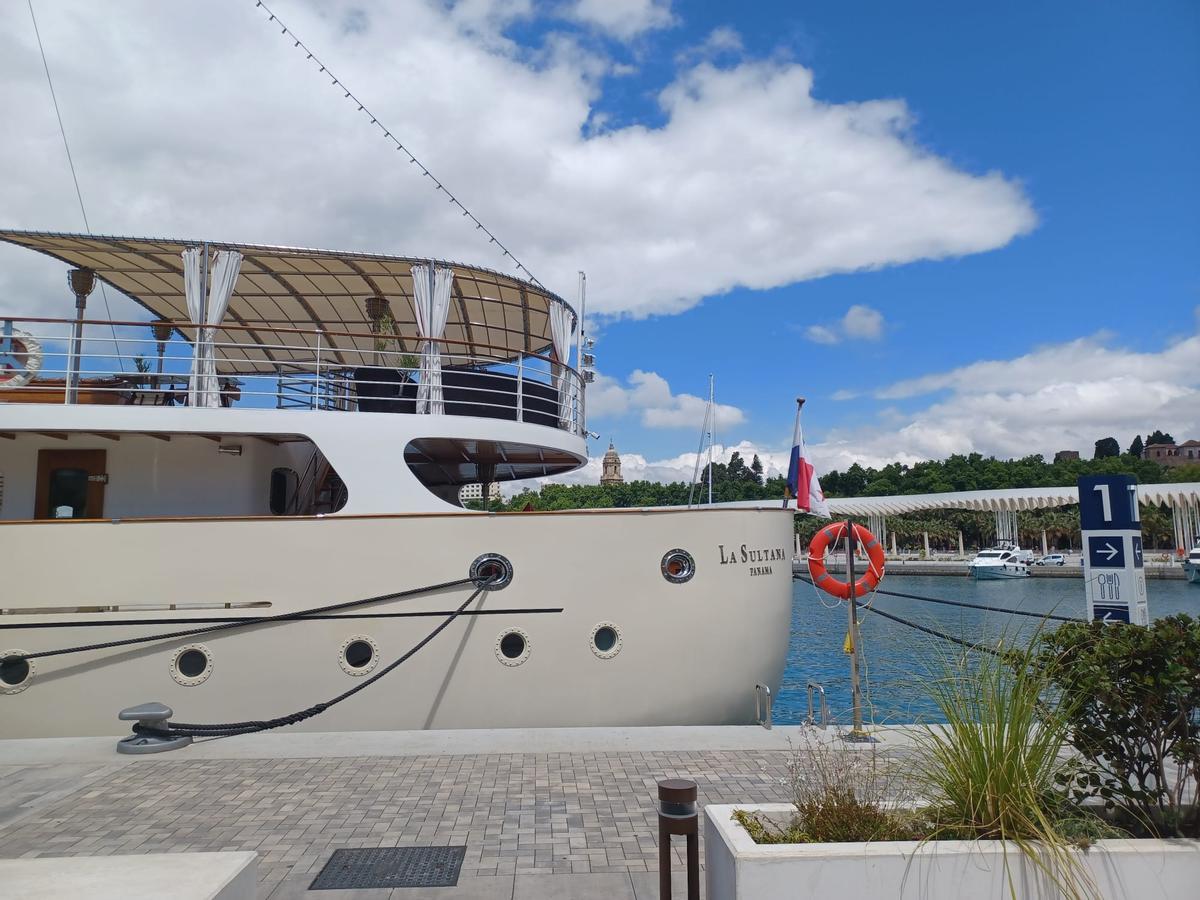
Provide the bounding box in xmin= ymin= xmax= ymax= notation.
xmin=0 ymin=328 xmax=43 ymax=390
xmin=807 ymin=521 xmax=886 ymax=601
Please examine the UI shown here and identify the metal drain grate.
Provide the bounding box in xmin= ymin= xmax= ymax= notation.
xmin=309 ymin=846 xmax=466 ymax=890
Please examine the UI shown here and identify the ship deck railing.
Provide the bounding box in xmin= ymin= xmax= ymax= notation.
xmin=0 ymin=316 xmax=585 ymax=436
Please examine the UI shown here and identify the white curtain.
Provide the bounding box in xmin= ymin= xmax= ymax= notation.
xmin=413 ymin=263 xmax=454 ymax=414
xmin=548 ymin=300 xmax=578 ymax=428
xmin=183 ymin=247 xmax=242 ymax=408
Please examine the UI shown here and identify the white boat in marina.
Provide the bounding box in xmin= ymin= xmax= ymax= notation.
xmin=0 ymin=231 xmax=795 ymax=739
xmin=968 ymin=543 xmax=1031 ymax=580
xmin=1185 ymin=544 xmax=1200 ymax=585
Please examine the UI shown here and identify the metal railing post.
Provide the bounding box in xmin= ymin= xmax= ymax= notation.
xmin=515 ymin=355 xmax=524 ymax=422
xmin=314 ymin=329 xmax=323 ymax=410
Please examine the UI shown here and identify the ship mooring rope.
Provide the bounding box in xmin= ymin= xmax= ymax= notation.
xmin=792 ymin=573 xmax=1059 ymax=658
xmin=135 ymin=578 xmax=495 ymax=738
xmin=793 ymin=573 xmax=1081 ymax=622
xmin=11 ymin=576 xmax=477 ymax=662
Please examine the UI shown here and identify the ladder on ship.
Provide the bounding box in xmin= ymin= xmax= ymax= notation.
xmin=290 ymin=449 xmax=347 ymax=514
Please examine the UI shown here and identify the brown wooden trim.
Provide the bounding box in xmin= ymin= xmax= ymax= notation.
xmin=0 ymin=432 xmax=14 ymax=440
xmin=91 ymin=432 xmax=122 ymax=441
xmin=37 ymin=431 xmax=69 ymax=440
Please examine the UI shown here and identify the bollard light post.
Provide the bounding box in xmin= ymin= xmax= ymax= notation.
xmin=657 ymin=778 xmax=699 ymax=900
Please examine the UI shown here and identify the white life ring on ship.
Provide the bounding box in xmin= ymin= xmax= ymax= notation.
xmin=0 ymin=329 xmax=42 ymax=389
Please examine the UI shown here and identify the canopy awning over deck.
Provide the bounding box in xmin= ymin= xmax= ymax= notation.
xmin=0 ymin=230 xmax=575 ymax=371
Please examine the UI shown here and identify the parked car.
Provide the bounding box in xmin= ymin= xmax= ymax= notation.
xmin=1036 ymin=553 xmax=1066 ymax=566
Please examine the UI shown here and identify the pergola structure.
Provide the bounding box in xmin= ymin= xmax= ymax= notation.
xmin=818 ymin=483 xmax=1200 ymax=556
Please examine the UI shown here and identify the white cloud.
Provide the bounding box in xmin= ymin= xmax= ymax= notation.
xmin=810 ymin=327 xmax=1200 ymax=472
xmin=0 ymin=1 xmax=1034 ymax=321
xmin=842 ymin=304 xmax=884 ymax=340
xmin=803 ymin=305 xmax=886 ymax=344
xmin=510 ymin=438 xmax=788 ymax=493
xmin=675 ymin=26 xmax=743 ymax=64
xmin=804 ymin=324 xmax=840 ymax=345
xmin=563 ymin=0 xmax=675 ymax=40
xmin=588 ymin=369 xmax=746 ymax=429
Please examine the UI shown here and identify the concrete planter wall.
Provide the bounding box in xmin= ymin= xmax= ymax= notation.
xmin=705 ymin=803 xmax=1200 ymax=900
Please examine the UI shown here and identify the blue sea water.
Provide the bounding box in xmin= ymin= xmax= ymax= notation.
xmin=775 ymin=575 xmax=1198 ymax=725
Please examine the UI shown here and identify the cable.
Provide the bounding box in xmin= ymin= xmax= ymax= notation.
xmin=137 ymin=580 xmax=491 ymax=737
xmin=14 ymin=576 xmax=475 ymax=662
xmin=794 ymin=574 xmax=1081 ymax=622
xmin=27 ymin=0 xmax=126 ymax=371
xmin=249 ymin=0 xmax=541 ymax=287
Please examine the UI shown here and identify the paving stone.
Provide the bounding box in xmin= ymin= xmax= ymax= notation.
xmin=0 ymin=749 xmax=801 ymax=891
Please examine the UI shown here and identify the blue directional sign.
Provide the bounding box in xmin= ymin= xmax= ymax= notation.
xmin=1079 ymin=475 xmax=1140 ymax=531
xmin=1087 ymin=535 xmax=1125 ymax=568
xmin=1078 ymin=475 xmax=1148 ymax=626
xmin=1093 ymin=604 xmax=1131 ymax=624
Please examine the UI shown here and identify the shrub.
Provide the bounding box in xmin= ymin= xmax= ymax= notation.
xmin=912 ymin=645 xmax=1098 ymax=900
xmin=1034 ymin=615 xmax=1200 ymax=837
xmin=735 ymin=726 xmax=923 ymax=844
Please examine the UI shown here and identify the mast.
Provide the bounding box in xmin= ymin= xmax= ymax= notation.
xmin=707 ymin=374 xmax=715 ymax=505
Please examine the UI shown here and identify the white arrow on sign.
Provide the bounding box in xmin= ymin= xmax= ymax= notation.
xmin=1134 ymin=544 xmax=1143 ymax=562
xmin=1099 ymin=542 xmax=1118 ymax=561
xmin=1102 ymin=612 xmax=1115 ymax=623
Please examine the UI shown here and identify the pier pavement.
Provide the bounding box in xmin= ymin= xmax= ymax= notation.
xmin=0 ymin=725 xmax=919 ymax=899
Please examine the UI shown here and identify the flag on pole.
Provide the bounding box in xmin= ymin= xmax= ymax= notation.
xmin=787 ymin=399 xmax=831 ymax=518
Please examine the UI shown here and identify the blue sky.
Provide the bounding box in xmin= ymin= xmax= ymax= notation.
xmin=1 ymin=0 xmax=1196 ymax=484
xmin=578 ymin=1 xmax=1199 ymax=474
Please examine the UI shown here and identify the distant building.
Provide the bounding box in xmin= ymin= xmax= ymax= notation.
xmin=600 ymin=441 xmax=624 ymax=486
xmin=1143 ymin=440 xmax=1200 ymax=468
xmin=1053 ymin=450 xmax=1080 ymax=463
xmin=459 ymin=482 xmax=500 ymax=503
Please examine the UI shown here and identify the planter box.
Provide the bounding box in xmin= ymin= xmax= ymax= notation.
xmin=705 ymin=803 xmax=1200 ymax=900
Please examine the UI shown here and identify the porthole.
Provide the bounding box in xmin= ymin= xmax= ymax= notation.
xmin=171 ymin=644 xmax=212 ymax=686
xmin=0 ymin=650 xmax=33 ymax=695
xmin=339 ymin=636 xmax=380 ymax=676
xmin=590 ymin=623 xmax=622 ymax=660
xmin=471 ymin=553 xmax=513 ymax=590
xmin=495 ymin=629 xmax=530 ymax=667
xmin=661 ymin=549 xmax=696 ymax=584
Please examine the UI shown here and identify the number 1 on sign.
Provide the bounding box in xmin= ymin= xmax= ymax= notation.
xmin=1093 ymin=484 xmax=1111 ymax=522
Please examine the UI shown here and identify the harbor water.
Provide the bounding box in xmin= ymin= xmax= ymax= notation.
xmin=775 ymin=574 xmax=1197 ymax=725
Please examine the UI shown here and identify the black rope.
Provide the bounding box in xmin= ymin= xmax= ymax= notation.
xmin=814 ymin=579 xmax=1082 ymax=623
xmin=13 ymin=577 xmax=475 ymax=662
xmin=851 ymin=600 xmax=1007 ymax=658
xmin=794 ymin=574 xmax=1018 ymax=658
xmin=135 ymin=580 xmax=491 ymax=738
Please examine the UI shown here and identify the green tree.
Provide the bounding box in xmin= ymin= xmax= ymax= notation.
xmin=1146 ymin=429 xmax=1175 ymax=447
xmin=1094 ymin=437 xmax=1121 ymax=459
xmin=1127 ymin=435 xmax=1144 ymax=458
xmin=750 ymin=454 xmax=764 ymax=484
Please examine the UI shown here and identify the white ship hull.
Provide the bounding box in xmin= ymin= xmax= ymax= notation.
xmin=0 ymin=507 xmax=795 ymax=738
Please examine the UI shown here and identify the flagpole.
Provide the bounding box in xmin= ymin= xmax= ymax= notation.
xmin=784 ymin=397 xmax=805 ymax=509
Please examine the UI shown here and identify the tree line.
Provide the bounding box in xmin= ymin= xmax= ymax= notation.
xmin=472 ymin=442 xmax=1196 ymax=550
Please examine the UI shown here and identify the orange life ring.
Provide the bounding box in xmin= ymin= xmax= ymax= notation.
xmin=807 ymin=522 xmax=885 ymax=600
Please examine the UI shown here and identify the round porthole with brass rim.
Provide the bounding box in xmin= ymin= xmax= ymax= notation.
xmin=661 ymin=549 xmax=696 ymax=584
xmin=339 ymin=636 xmax=379 ymax=676
xmin=0 ymin=650 xmax=34 ymax=695
xmin=495 ymin=629 xmax=530 ymax=667
xmin=170 ymin=644 xmax=213 ymax=687
xmin=590 ymin=623 xmax=622 ymax=660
